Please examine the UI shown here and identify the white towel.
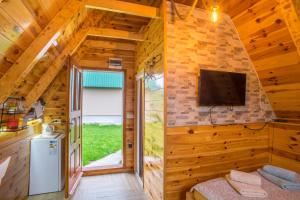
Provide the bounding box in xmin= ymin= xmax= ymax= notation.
xmin=258 ymin=169 xmax=300 ymax=190
xmin=230 ymin=170 xmax=262 ymax=186
xmin=263 ymin=165 xmax=299 ymax=182
xmin=226 ymin=175 xmax=267 ymax=198
xmin=0 ymin=157 xmax=11 ymax=185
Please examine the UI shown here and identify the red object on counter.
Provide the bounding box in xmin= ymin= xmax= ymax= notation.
xmin=7 ymin=119 xmax=19 ymax=129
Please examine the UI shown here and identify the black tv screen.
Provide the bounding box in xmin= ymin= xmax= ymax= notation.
xmin=199 ymin=70 xmax=246 ymax=106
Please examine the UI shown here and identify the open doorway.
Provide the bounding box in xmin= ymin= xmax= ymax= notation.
xmin=82 ymin=69 xmax=125 ymax=170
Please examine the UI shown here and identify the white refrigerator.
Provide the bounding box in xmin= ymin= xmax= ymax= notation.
xmin=29 ymin=134 xmax=65 ymax=195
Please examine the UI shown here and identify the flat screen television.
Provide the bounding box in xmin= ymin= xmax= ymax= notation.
xmin=199 ymin=69 xmax=246 ymax=106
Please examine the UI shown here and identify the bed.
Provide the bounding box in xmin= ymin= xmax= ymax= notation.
xmin=186 ymin=172 xmax=300 ymax=200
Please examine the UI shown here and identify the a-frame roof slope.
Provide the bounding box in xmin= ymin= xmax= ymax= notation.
xmin=0 ymin=0 xmax=154 ymax=110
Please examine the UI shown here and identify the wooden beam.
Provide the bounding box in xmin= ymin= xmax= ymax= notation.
xmin=85 ymin=0 xmax=159 ymax=18
xmin=24 ymin=29 xmax=88 ymax=109
xmin=280 ymin=0 xmax=300 ymax=56
xmin=82 ymin=40 xmax=136 ymax=51
xmin=87 ymin=27 xmax=144 ymax=41
xmin=0 ymin=0 xmax=84 ymax=104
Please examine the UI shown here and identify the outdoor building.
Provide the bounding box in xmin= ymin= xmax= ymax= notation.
xmin=81 ymin=70 xmax=124 ymax=168
xmin=82 ymin=71 xmax=124 ymax=124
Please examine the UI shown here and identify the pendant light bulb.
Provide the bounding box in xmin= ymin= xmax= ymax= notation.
xmin=211 ymin=6 xmax=218 ymax=23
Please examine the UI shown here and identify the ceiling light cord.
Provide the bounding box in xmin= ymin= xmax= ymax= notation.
xmin=245 ymin=123 xmax=268 ymax=131
xmin=209 ymin=106 xmax=216 ymax=125
xmin=170 ymin=0 xmax=199 ymax=20
xmin=202 ymin=0 xmax=209 ymax=9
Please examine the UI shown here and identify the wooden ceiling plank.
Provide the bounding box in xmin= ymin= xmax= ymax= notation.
xmin=259 ymin=62 xmax=300 ymax=86
xmin=244 ymin=27 xmax=292 ymax=53
xmin=0 ymin=10 xmax=33 ymax=49
xmin=90 ymin=11 xmax=114 ymax=28
xmin=112 ymin=14 xmax=150 ymax=24
xmin=24 ymin=28 xmax=88 ymax=109
xmin=103 ymin=23 xmax=139 ymax=32
xmin=264 ymin=80 xmax=300 ymax=91
xmin=249 ymin=40 xmax=297 ymax=60
xmin=236 ymin=10 xmax=284 ymax=40
xmin=254 ymin=51 xmax=300 ymax=71
xmin=0 ymin=0 xmax=42 ymax=38
xmin=87 ymin=27 xmax=144 ymax=41
xmin=85 ymin=0 xmax=159 ymax=18
xmin=38 ymin=0 xmax=62 ymax=21
xmin=0 ymin=0 xmax=84 ymax=104
xmin=232 ymin=0 xmax=279 ymax=26
xmin=280 ymin=0 xmax=300 ymax=56
xmin=0 ymin=33 xmax=14 ymax=54
xmin=20 ymin=0 xmax=49 ymax=28
xmin=220 ymin=0 xmax=261 ymax=18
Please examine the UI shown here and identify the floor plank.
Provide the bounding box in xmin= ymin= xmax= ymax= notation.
xmin=27 ymin=173 xmax=147 ymax=200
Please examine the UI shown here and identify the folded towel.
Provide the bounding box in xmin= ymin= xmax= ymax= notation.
xmin=258 ymin=169 xmax=300 ymax=190
xmin=263 ymin=165 xmax=299 ymax=182
xmin=0 ymin=157 xmax=11 ymax=186
xmin=230 ymin=170 xmax=261 ymax=186
xmin=226 ymin=175 xmax=267 ymax=198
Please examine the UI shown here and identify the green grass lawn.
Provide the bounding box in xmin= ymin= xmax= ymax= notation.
xmin=82 ymin=124 xmax=123 ymax=166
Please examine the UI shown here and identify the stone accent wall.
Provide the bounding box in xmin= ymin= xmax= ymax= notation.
xmin=166 ymin=2 xmax=275 ymax=127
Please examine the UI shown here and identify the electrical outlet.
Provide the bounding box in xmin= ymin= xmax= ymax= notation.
xmin=51 ymin=119 xmax=62 ymax=124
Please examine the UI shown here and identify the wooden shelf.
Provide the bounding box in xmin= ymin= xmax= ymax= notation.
xmin=0 ymin=126 xmax=28 ymax=133
xmin=0 ymin=97 xmax=26 ymax=133
xmin=0 ymin=111 xmax=25 ymax=115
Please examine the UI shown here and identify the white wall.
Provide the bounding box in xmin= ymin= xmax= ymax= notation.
xmin=82 ymin=88 xmax=123 ymax=124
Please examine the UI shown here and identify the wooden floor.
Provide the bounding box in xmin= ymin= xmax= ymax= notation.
xmin=27 ymin=173 xmax=147 ymax=200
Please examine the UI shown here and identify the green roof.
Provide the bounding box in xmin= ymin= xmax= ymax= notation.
xmin=83 ymin=71 xmax=124 ymax=88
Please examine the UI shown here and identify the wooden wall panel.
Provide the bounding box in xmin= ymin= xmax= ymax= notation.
xmin=165 ymin=124 xmax=270 ymax=200
xmin=41 ymin=66 xmax=68 ymax=132
xmin=143 ymin=73 xmax=164 ymax=200
xmin=0 ymin=123 xmax=41 ymax=200
xmin=135 ymin=15 xmax=165 ymax=200
xmin=124 ymin=66 xmax=135 ymax=169
xmin=270 ymin=123 xmax=300 ymax=173
xmin=135 ymin=19 xmax=163 ymax=72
